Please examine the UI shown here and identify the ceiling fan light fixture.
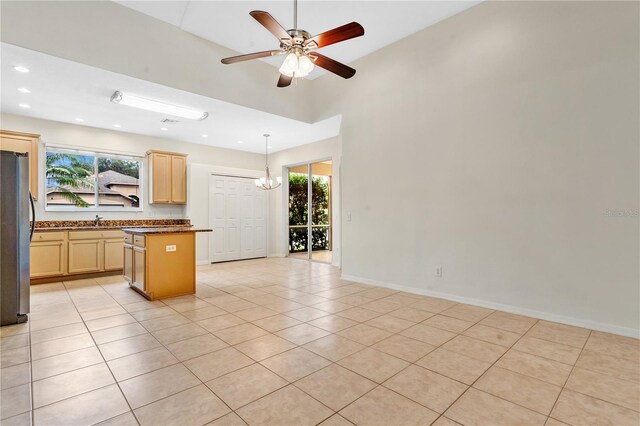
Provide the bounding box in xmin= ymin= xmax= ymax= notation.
xmin=298 ymin=55 xmax=315 ymax=75
xmin=279 ymin=53 xmax=314 ymax=78
xmin=220 ymin=0 xmax=363 ymax=87
xmin=279 ymin=53 xmax=298 ymax=77
xmin=110 ymin=91 xmax=208 ymax=121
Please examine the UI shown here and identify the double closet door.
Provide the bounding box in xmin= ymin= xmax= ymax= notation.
xmin=210 ymin=175 xmax=266 ymax=262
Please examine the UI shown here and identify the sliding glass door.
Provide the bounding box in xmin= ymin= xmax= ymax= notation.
xmin=288 ymin=161 xmax=332 ymax=263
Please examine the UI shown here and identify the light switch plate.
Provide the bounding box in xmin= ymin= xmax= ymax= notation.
xmin=166 ymin=245 xmax=177 ymax=252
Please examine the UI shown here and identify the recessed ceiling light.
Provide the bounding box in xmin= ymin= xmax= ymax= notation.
xmin=14 ymin=66 xmax=29 ymax=73
xmin=237 ymin=141 xmax=244 ymax=144
xmin=19 ymin=103 xmax=30 ymax=109
xmin=113 ymin=124 xmax=121 ymax=128
xmin=268 ymin=145 xmax=273 ymax=149
xmin=75 ymin=118 xmax=84 ymax=122
xmin=201 ymin=134 xmax=208 ymax=138
xmin=111 ymin=91 xmax=208 ymax=121
xmin=160 ymin=127 xmax=168 ymax=131
xmin=17 ymin=88 xmax=31 ymax=94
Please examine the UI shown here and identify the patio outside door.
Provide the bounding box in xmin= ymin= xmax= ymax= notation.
xmin=288 ymin=161 xmax=332 ymax=263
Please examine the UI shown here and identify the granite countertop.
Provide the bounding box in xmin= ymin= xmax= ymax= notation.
xmin=33 ymin=219 xmax=191 ymax=232
xmin=122 ymin=227 xmax=212 ymax=235
xmin=34 ymin=225 xmax=192 ymax=231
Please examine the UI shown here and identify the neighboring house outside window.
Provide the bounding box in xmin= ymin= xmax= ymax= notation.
xmin=45 ymin=147 xmax=143 ymax=211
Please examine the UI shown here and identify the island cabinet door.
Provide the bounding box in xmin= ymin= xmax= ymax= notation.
xmin=104 ymin=238 xmax=124 ymax=270
xmin=68 ymin=239 xmax=102 ymax=274
xmin=123 ymin=243 xmax=133 ymax=282
xmin=132 ymin=247 xmax=146 ymax=291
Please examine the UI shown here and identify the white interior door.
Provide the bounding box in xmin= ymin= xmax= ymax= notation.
xmin=210 ymin=175 xmax=266 ymax=262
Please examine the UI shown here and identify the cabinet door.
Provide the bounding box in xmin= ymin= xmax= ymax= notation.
xmin=170 ymin=155 xmax=187 ymax=204
xmin=68 ymin=239 xmax=101 ymax=274
xmin=0 ymin=131 xmax=39 ymax=200
xmin=104 ymin=238 xmax=125 ymax=270
xmin=150 ymin=153 xmax=171 ymax=203
xmin=30 ymin=241 xmax=65 ymax=277
xmin=133 ymin=247 xmax=146 ymax=291
xmin=123 ymin=244 xmax=133 ymax=282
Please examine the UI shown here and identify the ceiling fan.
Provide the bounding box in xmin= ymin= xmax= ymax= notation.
xmin=221 ymin=0 xmax=364 ymax=88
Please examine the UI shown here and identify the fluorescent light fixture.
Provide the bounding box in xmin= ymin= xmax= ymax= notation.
xmin=201 ymin=134 xmax=208 ymax=138
xmin=75 ymin=118 xmax=84 ymax=122
xmin=160 ymin=127 xmax=168 ymax=131
xmin=111 ymin=91 xmax=208 ymax=121
xmin=113 ymin=124 xmax=121 ymax=128
xmin=19 ymin=103 xmax=30 ymax=109
xmin=18 ymin=88 xmax=31 ymax=93
xmin=14 ymin=66 xmax=29 ymax=73
xmin=237 ymin=141 xmax=244 ymax=144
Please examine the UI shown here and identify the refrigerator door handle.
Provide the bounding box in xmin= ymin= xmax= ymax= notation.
xmin=29 ymin=191 xmax=35 ymax=242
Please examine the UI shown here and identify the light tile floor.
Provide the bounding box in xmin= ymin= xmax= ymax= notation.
xmin=1 ymin=258 xmax=638 ymax=426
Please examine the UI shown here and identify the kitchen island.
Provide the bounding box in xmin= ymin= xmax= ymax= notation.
xmin=123 ymin=227 xmax=211 ymax=300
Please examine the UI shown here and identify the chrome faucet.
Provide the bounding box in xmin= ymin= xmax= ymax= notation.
xmin=94 ymin=215 xmax=103 ymax=227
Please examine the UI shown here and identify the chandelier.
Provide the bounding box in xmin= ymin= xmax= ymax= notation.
xmin=255 ymin=134 xmax=282 ymax=190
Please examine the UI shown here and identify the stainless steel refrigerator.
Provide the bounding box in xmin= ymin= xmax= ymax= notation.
xmin=1 ymin=150 xmax=34 ymax=326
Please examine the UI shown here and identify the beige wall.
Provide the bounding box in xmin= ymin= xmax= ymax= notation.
xmin=311 ymin=1 xmax=639 ymax=335
xmin=1 ymin=113 xmax=264 ymax=221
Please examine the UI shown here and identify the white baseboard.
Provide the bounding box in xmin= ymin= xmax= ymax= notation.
xmin=341 ymin=274 xmax=640 ymax=339
xmin=196 ymin=260 xmax=210 ymax=266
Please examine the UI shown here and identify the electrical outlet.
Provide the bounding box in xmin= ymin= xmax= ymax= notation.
xmin=435 ymin=266 xmax=443 ymax=277
xmin=347 ymin=213 xmax=352 ymax=222
xmin=166 ymin=245 xmax=177 ymax=252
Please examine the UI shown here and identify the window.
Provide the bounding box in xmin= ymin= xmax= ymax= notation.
xmin=45 ymin=147 xmax=143 ymax=211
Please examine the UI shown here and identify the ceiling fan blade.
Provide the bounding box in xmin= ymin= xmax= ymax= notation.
xmin=304 ymin=22 xmax=364 ymax=49
xmin=221 ymin=50 xmax=283 ymax=64
xmin=277 ymin=74 xmax=293 ymax=88
xmin=250 ymin=11 xmax=291 ymax=43
xmin=309 ymin=53 xmax=356 ymax=79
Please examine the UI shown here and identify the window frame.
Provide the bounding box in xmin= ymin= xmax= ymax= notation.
xmin=44 ymin=146 xmax=144 ymax=212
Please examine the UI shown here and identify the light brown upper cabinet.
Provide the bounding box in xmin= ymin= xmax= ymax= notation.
xmin=0 ymin=130 xmax=40 ymax=200
xmin=170 ymin=155 xmax=187 ymax=204
xmin=147 ymin=150 xmax=187 ymax=204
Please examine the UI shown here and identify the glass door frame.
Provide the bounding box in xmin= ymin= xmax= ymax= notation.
xmin=285 ymin=157 xmax=332 ymax=262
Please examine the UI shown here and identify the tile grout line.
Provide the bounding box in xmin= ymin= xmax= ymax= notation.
xmin=21 ymin=261 xmax=639 ymax=426
xmin=546 ymin=329 xmax=591 ymax=425
xmin=425 ymin=317 xmax=544 ymax=424
xmin=61 ymin=279 xmax=142 ymax=426
xmin=74 ymin=278 xmax=237 ymax=424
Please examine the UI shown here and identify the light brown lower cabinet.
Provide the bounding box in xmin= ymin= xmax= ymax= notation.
xmin=104 ymin=238 xmax=125 ymax=270
xmin=123 ymin=243 xmax=134 ymax=282
xmin=124 ymin=231 xmax=196 ymax=300
xmin=30 ymin=241 xmax=66 ymax=278
xmin=68 ymin=239 xmax=102 ymax=274
xmin=30 ymin=230 xmax=124 ymax=280
xmin=132 ymin=246 xmax=146 ymax=292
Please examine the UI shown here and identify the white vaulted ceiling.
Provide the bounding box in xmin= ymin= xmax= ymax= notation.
xmin=115 ymin=1 xmax=481 ymax=79
xmin=1 ymin=43 xmax=341 ymax=153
